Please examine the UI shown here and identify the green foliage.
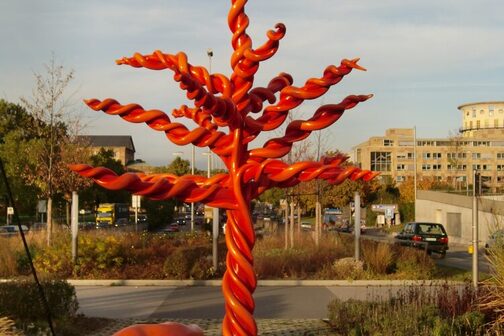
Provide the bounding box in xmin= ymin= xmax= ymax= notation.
xmin=80 ymin=148 xmax=129 ymax=207
xmin=258 ymin=187 xmax=284 ymax=206
xmin=75 ymin=234 xmax=126 ymax=276
xmin=143 ymin=198 xmax=176 ymax=231
xmin=0 ymin=280 xmax=78 ymax=323
xmin=166 ymin=156 xmax=191 ymax=176
xmin=32 ymin=234 xmax=73 ymax=277
xmin=399 ymin=201 xmax=415 ymax=222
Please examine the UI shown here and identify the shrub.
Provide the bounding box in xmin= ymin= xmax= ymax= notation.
xmin=393 ymin=245 xmax=435 ymax=279
xmin=163 ymin=246 xmax=211 ymax=279
xmin=327 ymin=285 xmax=487 ymax=335
xmin=0 ymin=280 xmax=78 ymax=323
xmin=76 ymin=234 xmax=126 ymax=277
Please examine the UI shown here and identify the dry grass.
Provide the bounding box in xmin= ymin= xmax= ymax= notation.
xmin=361 ymin=240 xmax=394 ymax=274
xmin=0 ymin=317 xmax=22 ymax=336
xmin=480 ymin=247 xmax=504 ymax=331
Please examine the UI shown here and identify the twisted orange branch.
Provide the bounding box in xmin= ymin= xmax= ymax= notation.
xmin=84 ymin=98 xmax=235 ymax=159
xmin=243 ymin=59 xmax=366 ymax=138
xmin=248 ymin=94 xmax=372 ymax=160
xmin=69 ymin=164 xmax=238 ymax=209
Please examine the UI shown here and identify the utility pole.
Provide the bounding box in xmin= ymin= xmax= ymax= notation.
xmin=354 ymin=192 xmax=361 ymax=260
xmin=472 ymin=170 xmax=479 ymax=290
xmin=413 ymin=126 xmax=417 ymax=221
xmin=290 ymin=201 xmax=294 ymax=248
xmin=315 ymin=130 xmax=322 ymax=246
xmin=71 ymin=191 xmax=79 ymax=264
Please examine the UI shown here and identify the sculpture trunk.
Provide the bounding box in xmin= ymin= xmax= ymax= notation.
xmin=223 ymin=207 xmax=257 ymax=336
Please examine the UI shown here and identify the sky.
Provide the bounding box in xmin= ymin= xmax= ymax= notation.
xmin=1 ymin=0 xmax=504 ymax=168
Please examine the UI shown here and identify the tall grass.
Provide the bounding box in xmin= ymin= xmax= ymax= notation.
xmin=480 ymin=247 xmax=504 ymax=331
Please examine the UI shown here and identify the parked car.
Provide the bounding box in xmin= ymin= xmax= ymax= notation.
xmin=163 ymin=223 xmax=180 ymax=233
xmin=485 ymin=229 xmax=504 ymax=254
xmin=0 ymin=225 xmax=29 ymax=237
xmin=301 ymin=222 xmax=313 ymax=231
xmin=395 ymin=222 xmax=448 ymax=257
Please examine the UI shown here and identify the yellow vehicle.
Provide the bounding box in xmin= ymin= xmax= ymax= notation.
xmin=96 ymin=203 xmax=129 ymax=228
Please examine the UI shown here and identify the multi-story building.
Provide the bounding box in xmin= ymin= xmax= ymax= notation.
xmin=77 ymin=135 xmax=135 ymax=165
xmin=353 ymin=102 xmax=504 ymax=192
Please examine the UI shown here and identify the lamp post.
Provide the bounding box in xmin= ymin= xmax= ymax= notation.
xmin=203 ymin=151 xmax=219 ymax=269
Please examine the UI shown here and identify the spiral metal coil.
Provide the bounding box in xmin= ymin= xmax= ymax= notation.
xmin=74 ymin=1 xmax=377 ymax=335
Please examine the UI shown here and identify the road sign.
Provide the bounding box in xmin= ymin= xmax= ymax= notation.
xmin=132 ymin=195 xmax=141 ymax=208
xmin=7 ymin=207 xmax=14 ymax=215
xmin=385 ymin=208 xmax=393 ymax=219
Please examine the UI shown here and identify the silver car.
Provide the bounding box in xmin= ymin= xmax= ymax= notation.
xmin=485 ymin=229 xmax=504 ymax=254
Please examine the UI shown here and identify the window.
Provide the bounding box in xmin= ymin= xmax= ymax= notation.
xmin=497 ymin=165 xmax=504 ymax=171
xmin=422 ymin=164 xmax=431 ymax=171
xmin=422 ymin=153 xmax=431 ymax=159
xmin=472 ymin=153 xmax=481 ymax=159
xmin=396 ymin=164 xmax=406 ymax=171
xmin=396 ymin=153 xmax=406 ymax=159
xmin=472 ymin=109 xmax=476 ymax=117
xmin=482 ymin=164 xmax=491 ymax=171
xmin=383 ymin=139 xmax=394 ymax=146
xmin=489 ymin=105 xmax=495 ymax=115
xmin=432 ymin=164 xmax=442 ymax=170
xmin=399 ymin=141 xmax=414 ymax=146
xmin=473 ymin=164 xmax=481 ymax=170
xmin=498 ymin=153 xmax=504 ymax=159
xmin=476 ymin=120 xmax=481 ymax=129
xmin=432 ymin=153 xmax=442 ymax=159
xmin=407 ymin=152 xmax=414 ymax=159
xmin=370 ymin=152 xmax=391 ymax=172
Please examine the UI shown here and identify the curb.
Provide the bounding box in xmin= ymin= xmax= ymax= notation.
xmin=62 ymin=279 xmax=467 ymax=287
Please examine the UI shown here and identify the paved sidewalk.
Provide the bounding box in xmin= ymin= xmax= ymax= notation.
xmin=90 ymin=318 xmax=335 ymax=336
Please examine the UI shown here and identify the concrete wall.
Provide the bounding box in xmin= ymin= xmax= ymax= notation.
xmin=416 ymin=190 xmax=504 ymax=245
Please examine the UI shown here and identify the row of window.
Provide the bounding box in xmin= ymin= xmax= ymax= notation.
xmin=397 ymin=152 xmax=504 ymax=160
xmin=464 ymin=119 xmax=504 ymax=130
xmin=386 ymin=139 xmax=501 ymax=147
xmin=371 ymin=151 xmax=504 ymax=172
xmin=396 ymin=175 xmax=504 ymax=183
xmin=465 ymin=106 xmax=504 ymax=118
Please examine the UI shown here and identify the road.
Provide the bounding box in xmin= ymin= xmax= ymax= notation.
xmin=76 ymin=284 xmax=438 ymax=319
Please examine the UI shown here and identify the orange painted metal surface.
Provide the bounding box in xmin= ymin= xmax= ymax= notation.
xmin=71 ymin=1 xmax=377 ymax=335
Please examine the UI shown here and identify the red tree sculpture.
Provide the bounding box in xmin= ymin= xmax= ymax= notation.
xmin=70 ymin=1 xmax=377 ymax=335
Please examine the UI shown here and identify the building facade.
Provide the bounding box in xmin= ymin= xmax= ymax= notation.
xmin=353 ymin=102 xmax=504 ymax=192
xmin=77 ymin=135 xmax=135 ymax=165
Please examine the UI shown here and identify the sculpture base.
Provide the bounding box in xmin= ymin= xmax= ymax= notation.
xmin=112 ymin=322 xmax=204 ymax=336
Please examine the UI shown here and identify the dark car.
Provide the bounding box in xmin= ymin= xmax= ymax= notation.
xmin=395 ymin=222 xmax=448 ymax=257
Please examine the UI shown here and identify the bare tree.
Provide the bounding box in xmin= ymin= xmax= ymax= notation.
xmin=21 ymin=54 xmax=76 ymax=245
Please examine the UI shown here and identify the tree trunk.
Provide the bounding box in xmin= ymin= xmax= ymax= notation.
xmin=46 ymin=197 xmax=53 ymax=245
xmin=222 ymin=208 xmax=256 ymax=336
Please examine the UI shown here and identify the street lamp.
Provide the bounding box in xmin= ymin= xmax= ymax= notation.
xmin=202 ymin=151 xmax=219 ymax=269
